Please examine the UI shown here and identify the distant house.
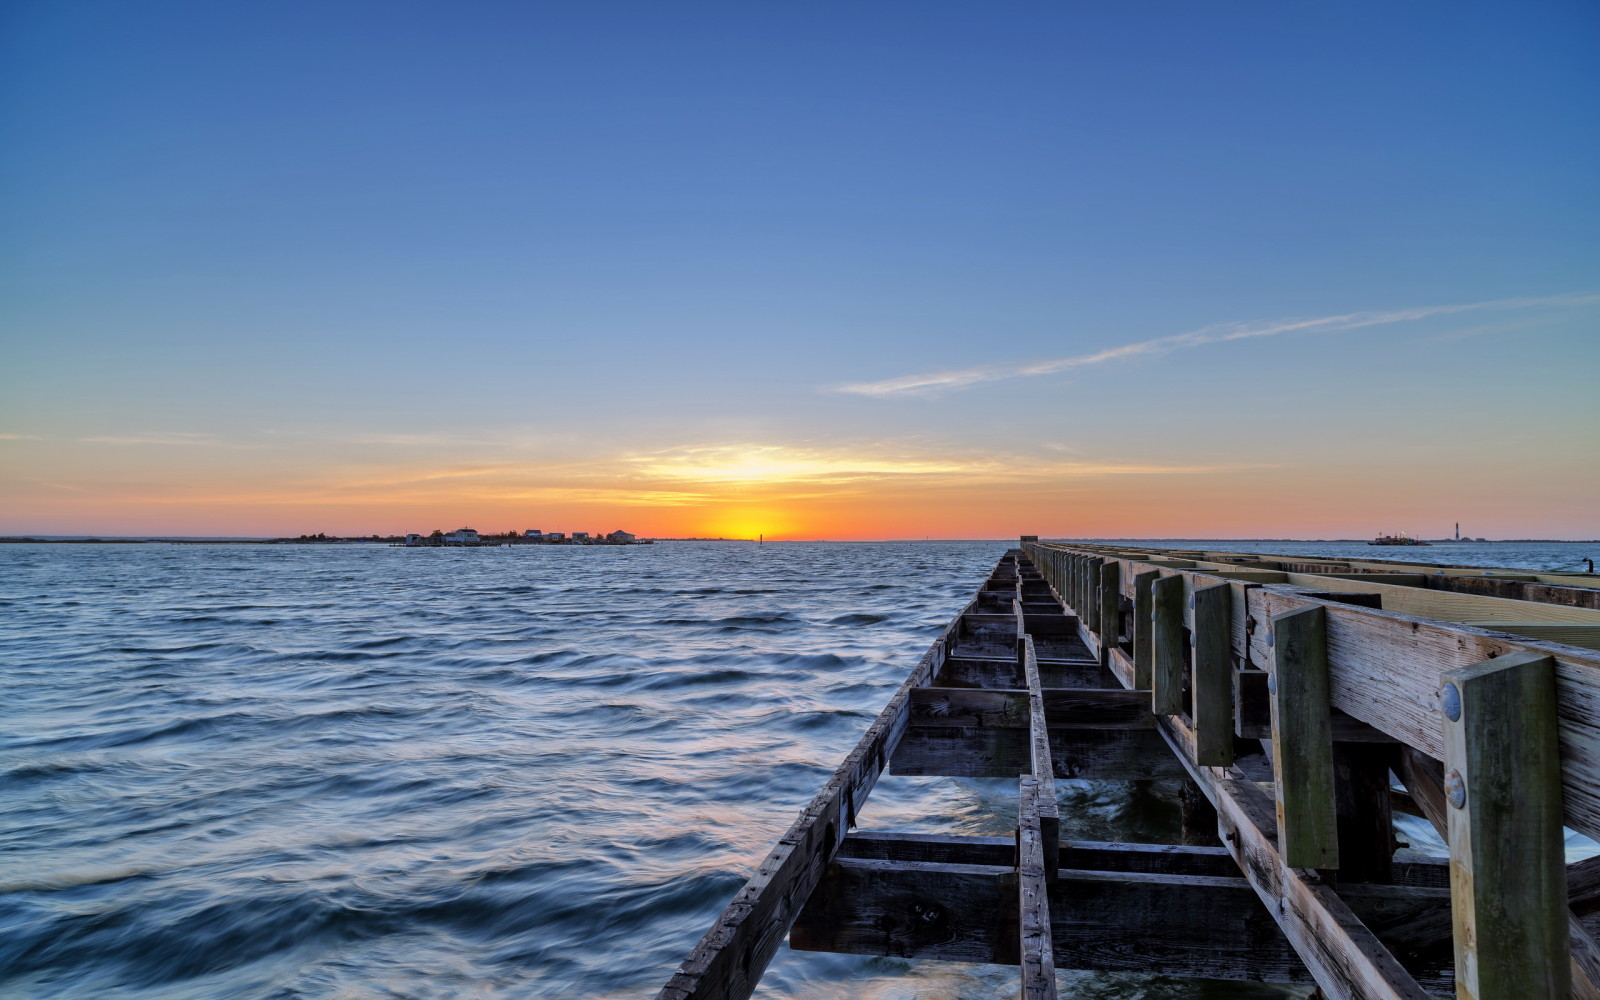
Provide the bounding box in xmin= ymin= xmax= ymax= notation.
xmin=607 ymin=529 xmax=636 ymax=543
xmin=446 ymin=527 xmax=480 ymax=545
xmin=524 ymin=529 xmax=543 ymax=538
xmin=571 ymin=532 xmax=590 ymax=542
xmin=405 ymin=533 xmax=423 ymax=546
xmin=546 ymin=532 xmax=566 ymax=542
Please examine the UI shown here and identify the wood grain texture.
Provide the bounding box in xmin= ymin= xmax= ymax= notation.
xmin=1152 ymin=573 xmax=1187 ymax=716
xmin=1133 ymin=569 xmax=1160 ymax=690
xmin=1442 ymin=651 xmax=1570 ymax=1000
xmin=1192 ymin=583 xmax=1235 ymax=766
xmin=1269 ymin=606 xmax=1339 ymax=871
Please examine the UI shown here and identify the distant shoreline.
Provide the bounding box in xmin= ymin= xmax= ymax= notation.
xmin=3 ymin=536 xmax=1598 ymax=545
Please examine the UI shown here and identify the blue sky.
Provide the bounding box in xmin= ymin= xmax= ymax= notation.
xmin=2 ymin=1 xmax=1596 ymax=537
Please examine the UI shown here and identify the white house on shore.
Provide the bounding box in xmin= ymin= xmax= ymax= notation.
xmin=405 ymin=533 xmax=423 ymax=546
xmin=607 ymin=529 xmax=636 ymax=543
xmin=446 ymin=528 xmax=480 ymax=544
xmin=524 ymin=529 xmax=542 ymax=539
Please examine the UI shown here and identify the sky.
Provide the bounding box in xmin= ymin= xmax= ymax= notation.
xmin=2 ymin=1 xmax=1597 ymax=540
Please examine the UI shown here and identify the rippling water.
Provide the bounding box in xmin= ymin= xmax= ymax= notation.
xmin=7 ymin=539 xmax=1586 ymax=999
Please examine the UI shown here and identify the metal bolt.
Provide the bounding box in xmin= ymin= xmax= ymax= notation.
xmin=1445 ymin=769 xmax=1466 ymax=809
xmin=1440 ymin=683 xmax=1461 ymax=722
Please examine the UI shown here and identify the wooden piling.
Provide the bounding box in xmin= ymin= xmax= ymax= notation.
xmin=1268 ymin=606 xmax=1338 ymax=870
xmin=1132 ymin=569 xmax=1159 ymax=690
xmin=1441 ymin=650 xmax=1569 ymax=1000
xmin=1151 ymin=574 xmax=1186 ymax=716
xmin=1190 ymin=583 xmax=1234 ymax=767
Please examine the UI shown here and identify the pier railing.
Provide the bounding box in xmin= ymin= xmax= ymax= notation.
xmin=1025 ymin=540 xmax=1600 ymax=1000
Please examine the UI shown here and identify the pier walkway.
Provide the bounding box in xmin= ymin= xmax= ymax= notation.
xmin=657 ymin=541 xmax=1600 ymax=1000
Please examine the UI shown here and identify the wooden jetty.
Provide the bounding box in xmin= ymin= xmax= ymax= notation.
xmin=656 ymin=540 xmax=1600 ymax=1000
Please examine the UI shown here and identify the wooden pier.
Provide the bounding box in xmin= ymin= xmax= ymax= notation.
xmin=656 ymin=540 xmax=1600 ymax=1000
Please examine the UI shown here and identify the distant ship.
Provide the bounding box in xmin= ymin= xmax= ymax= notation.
xmin=1369 ymin=532 xmax=1430 ymax=547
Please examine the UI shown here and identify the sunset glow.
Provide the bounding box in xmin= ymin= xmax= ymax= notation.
xmin=2 ymin=4 xmax=1595 ymax=540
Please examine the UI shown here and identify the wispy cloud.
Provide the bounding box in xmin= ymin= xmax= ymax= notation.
xmin=78 ymin=432 xmax=221 ymax=446
xmin=627 ymin=443 xmax=1258 ymax=486
xmin=828 ymin=292 xmax=1600 ymax=398
xmin=0 ymin=433 xmax=42 ymax=441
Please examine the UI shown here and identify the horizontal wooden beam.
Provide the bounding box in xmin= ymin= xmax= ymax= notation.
xmin=891 ymin=724 xmax=1185 ymax=781
xmin=908 ymin=686 xmax=1153 ymax=729
xmin=792 ymin=854 xmax=1454 ymax=987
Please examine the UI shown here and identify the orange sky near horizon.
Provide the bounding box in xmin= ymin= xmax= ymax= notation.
xmin=3 ymin=437 xmax=1594 ymax=540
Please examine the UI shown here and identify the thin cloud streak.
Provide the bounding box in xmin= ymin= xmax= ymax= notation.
xmin=828 ymin=292 xmax=1600 ymax=398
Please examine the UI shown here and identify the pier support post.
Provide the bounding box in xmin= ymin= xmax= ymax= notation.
xmin=1191 ymin=583 xmax=1234 ymax=767
xmin=1441 ymin=650 xmax=1569 ymax=1000
xmin=1132 ymin=569 xmax=1159 ymax=691
xmin=1084 ymin=558 xmax=1105 ymax=633
xmin=1332 ymin=743 xmax=1396 ymax=883
xmin=1151 ymin=574 xmax=1186 ymax=716
xmin=1098 ymin=560 xmax=1121 ymax=665
xmin=1268 ymin=606 xmax=1338 ymax=870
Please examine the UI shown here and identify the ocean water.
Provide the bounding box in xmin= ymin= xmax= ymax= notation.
xmin=2 ymin=540 xmax=1588 ymax=999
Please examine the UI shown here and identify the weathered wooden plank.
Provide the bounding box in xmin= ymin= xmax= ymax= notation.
xmin=1022 ymin=637 xmax=1060 ymax=880
xmin=1098 ymin=560 xmax=1122 ymax=663
xmin=1157 ymin=716 xmax=1435 ymax=1000
xmin=1192 ymin=582 xmax=1234 ymax=767
xmin=1238 ymin=586 xmax=1600 ymax=845
xmin=933 ymin=657 xmax=1111 ymax=690
xmin=890 ymin=724 xmax=1184 ymax=781
xmin=792 ymin=849 xmax=1451 ymax=988
xmin=1132 ymin=569 xmax=1159 ymax=690
xmin=908 ymin=686 xmax=1153 ymax=730
xmin=1084 ymin=557 xmax=1105 ymax=633
xmin=1334 ymin=742 xmax=1397 ymax=884
xmin=1441 ymin=651 xmax=1570 ymax=1000
xmin=1151 ymin=573 xmax=1187 ymax=715
xmin=1269 ymin=606 xmax=1339 ymax=871
xmin=1236 ymin=668 xmax=1272 ymax=738
xmin=1018 ymin=776 xmax=1057 ymax=999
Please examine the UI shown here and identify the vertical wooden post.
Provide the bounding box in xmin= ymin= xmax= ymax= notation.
xmin=1098 ymin=560 xmax=1121 ymax=663
xmin=1179 ymin=776 xmax=1221 ymax=846
xmin=1333 ymin=743 xmax=1396 ymax=883
xmin=1191 ymin=583 xmax=1234 ymax=766
xmin=1268 ymin=606 xmax=1338 ymax=870
xmin=1084 ymin=557 xmax=1105 ymax=633
xmin=1132 ymin=569 xmax=1158 ymax=691
xmin=1150 ymin=574 xmax=1186 ymax=715
xmin=1441 ymin=650 xmax=1569 ymax=1000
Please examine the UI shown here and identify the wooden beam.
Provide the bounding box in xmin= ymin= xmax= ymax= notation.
xmin=890 ymin=724 xmax=1184 ymax=781
xmin=1132 ymin=569 xmax=1159 ymax=690
xmin=1334 ymin=742 xmax=1397 ymax=884
xmin=1018 ymin=776 xmax=1057 ymax=999
xmin=790 ymin=849 xmax=1453 ymax=988
xmin=908 ymin=686 xmax=1153 ymax=730
xmin=1269 ymin=606 xmax=1339 ymax=871
xmin=1023 ymin=637 xmax=1060 ymax=880
xmin=1098 ymin=559 xmax=1122 ymax=663
xmin=1158 ymin=715 xmax=1435 ymax=1000
xmin=1084 ymin=557 xmax=1105 ymax=633
xmin=1191 ymin=582 xmax=1235 ymax=767
xmin=1441 ymin=651 xmax=1570 ymax=1000
xmin=1151 ymin=573 xmax=1187 ymax=715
